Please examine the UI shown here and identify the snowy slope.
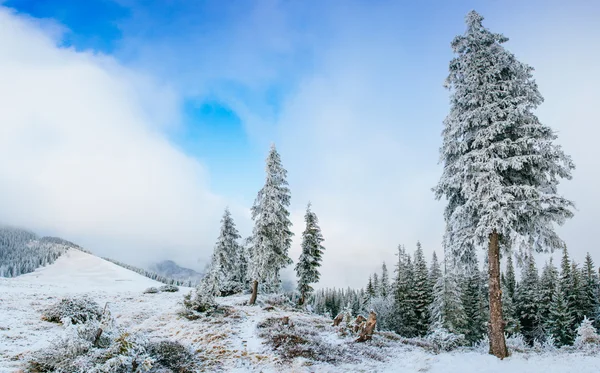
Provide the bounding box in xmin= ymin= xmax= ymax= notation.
xmin=6 ymin=248 xmax=163 ymax=292
xmin=1 ymin=251 xmax=599 ymax=372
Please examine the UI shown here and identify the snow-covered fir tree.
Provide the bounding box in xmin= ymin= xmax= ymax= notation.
xmin=547 ymin=283 xmax=573 ymax=346
xmin=204 ymin=208 xmax=244 ymax=296
xmin=515 ymin=254 xmax=540 ymax=343
xmin=539 ymin=259 xmax=559 ymax=331
xmin=434 ymin=10 xmax=575 ymax=358
xmin=429 ymin=251 xmax=442 ymax=292
xmin=380 ymin=262 xmax=390 ymax=298
xmin=365 ymin=275 xmax=375 ymax=304
xmin=295 ymin=203 xmax=325 ymax=305
xmin=430 ymin=258 xmax=467 ymax=336
xmin=461 ymin=254 xmax=486 ymax=343
xmin=372 ymin=273 xmax=380 ymax=298
xmin=582 ymin=253 xmax=600 ymax=328
xmin=568 ymin=261 xmax=586 ymax=332
xmin=501 ymin=281 xmax=520 ymax=336
xmin=393 ymin=245 xmax=417 ymax=337
xmin=503 ymin=255 xmax=517 ymax=301
xmin=247 ymin=144 xmax=294 ymax=304
xmin=412 ymin=242 xmax=432 ymax=336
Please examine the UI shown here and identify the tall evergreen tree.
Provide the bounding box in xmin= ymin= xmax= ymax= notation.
xmin=413 ymin=242 xmax=432 ymax=336
xmin=295 ymin=203 xmax=325 ymax=305
xmin=248 ymin=144 xmax=294 ymax=305
xmin=515 ymin=254 xmax=540 ymax=343
xmin=393 ymin=245 xmax=417 ymax=337
xmin=434 ymin=10 xmax=575 ymax=358
xmin=365 ymin=275 xmax=375 ymax=304
xmin=501 ymin=280 xmax=520 ymax=336
xmin=504 ymin=255 xmax=517 ymax=301
xmin=372 ymin=273 xmax=380 ymax=298
xmin=547 ymin=283 xmax=573 ymax=346
xmin=380 ymin=262 xmax=390 ymax=298
xmin=430 ymin=263 xmax=467 ymax=336
xmin=461 ymin=254 xmax=486 ymax=343
xmin=429 ymin=251 xmax=442 ymax=293
xmin=582 ymin=253 xmax=600 ymax=327
xmin=568 ymin=261 xmax=586 ymax=331
xmin=539 ymin=259 xmax=559 ymax=331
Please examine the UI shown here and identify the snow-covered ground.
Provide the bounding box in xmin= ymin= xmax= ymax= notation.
xmin=1 ymin=250 xmax=599 ymax=372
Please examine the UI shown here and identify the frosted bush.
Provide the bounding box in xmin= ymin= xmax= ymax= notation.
xmin=180 ymin=287 xmax=217 ymax=319
xmin=158 ymin=284 xmax=179 ymax=292
xmin=425 ymin=322 xmax=465 ymax=352
xmin=474 ymin=334 xmax=490 ymax=353
xmin=28 ymin=303 xmax=198 ymax=373
xmin=41 ymin=296 xmax=103 ymax=324
xmin=144 ymin=287 xmax=160 ymax=294
xmin=506 ymin=333 xmax=528 ymax=352
xmin=146 ymin=340 xmax=197 ymax=373
xmin=574 ymin=317 xmax=600 ymax=350
xmin=533 ymin=334 xmax=557 ymax=353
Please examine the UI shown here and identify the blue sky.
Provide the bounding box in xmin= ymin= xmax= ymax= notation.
xmin=1 ymin=0 xmax=599 ymax=287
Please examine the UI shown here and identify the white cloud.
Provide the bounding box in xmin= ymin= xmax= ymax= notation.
xmin=0 ymin=7 xmax=236 ymax=268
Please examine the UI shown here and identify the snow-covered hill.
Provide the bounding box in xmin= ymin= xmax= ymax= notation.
xmin=1 ymin=251 xmax=599 ymax=372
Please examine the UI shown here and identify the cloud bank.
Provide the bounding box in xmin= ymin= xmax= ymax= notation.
xmin=0 ymin=7 xmax=235 ymax=268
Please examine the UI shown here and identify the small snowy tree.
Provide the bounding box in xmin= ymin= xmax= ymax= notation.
xmin=205 ymin=208 xmax=244 ymax=296
xmin=539 ymin=259 xmax=559 ymax=330
xmin=295 ymin=203 xmax=325 ymax=305
xmin=434 ymin=10 xmax=575 ymax=358
xmin=574 ymin=316 xmax=600 ymax=349
xmin=582 ymin=253 xmax=600 ymax=328
xmin=248 ymin=144 xmax=294 ymax=305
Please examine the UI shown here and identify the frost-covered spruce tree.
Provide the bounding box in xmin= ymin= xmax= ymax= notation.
xmin=547 ymin=283 xmax=573 ymax=346
xmin=372 ymin=273 xmax=380 ymax=298
xmin=413 ymin=242 xmax=432 ymax=336
xmin=380 ymin=262 xmax=390 ymax=298
xmin=582 ymin=253 xmax=600 ymax=327
xmin=568 ymin=262 xmax=586 ymax=332
xmin=461 ymin=254 xmax=486 ymax=343
xmin=434 ymin=10 xmax=575 ymax=358
xmin=248 ymin=144 xmax=294 ymax=305
xmin=504 ymin=255 xmax=517 ymax=301
xmin=539 ymin=259 xmax=559 ymax=330
xmin=205 ymin=208 xmax=244 ymax=296
xmin=365 ymin=275 xmax=375 ymax=304
xmin=515 ymin=254 xmax=540 ymax=343
xmin=393 ymin=245 xmax=417 ymax=337
xmin=430 ymin=258 xmax=467 ymax=336
xmin=295 ymin=203 xmax=325 ymax=305
xmin=501 ymin=281 xmax=520 ymax=336
xmin=429 ymin=251 xmax=442 ymax=292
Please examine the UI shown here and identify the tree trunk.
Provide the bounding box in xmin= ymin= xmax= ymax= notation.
xmin=488 ymin=230 xmax=509 ymax=359
xmin=249 ymin=280 xmax=258 ymax=306
xmin=298 ymin=292 xmax=305 ymax=306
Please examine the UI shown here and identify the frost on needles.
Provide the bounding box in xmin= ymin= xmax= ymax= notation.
xmin=248 ymin=144 xmax=294 ymax=304
xmin=434 ymin=10 xmax=575 ymax=358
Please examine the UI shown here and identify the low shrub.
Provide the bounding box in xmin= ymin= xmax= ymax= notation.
xmin=425 ymin=322 xmax=466 ymax=352
xmin=41 ymin=296 xmax=103 ymax=325
xmin=144 ymin=287 xmax=160 ymax=294
xmin=158 ymin=285 xmax=179 ymax=293
xmin=146 ymin=340 xmax=197 ymax=372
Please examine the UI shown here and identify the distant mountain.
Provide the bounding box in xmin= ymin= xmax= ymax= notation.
xmin=149 ymin=260 xmax=203 ymax=285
